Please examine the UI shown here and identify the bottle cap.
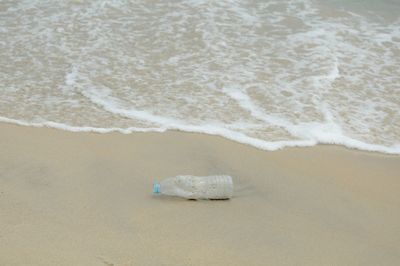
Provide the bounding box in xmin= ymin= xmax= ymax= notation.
xmin=153 ymin=182 xmax=161 ymax=194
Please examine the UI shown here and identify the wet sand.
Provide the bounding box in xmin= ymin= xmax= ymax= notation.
xmin=0 ymin=123 xmax=399 ymax=265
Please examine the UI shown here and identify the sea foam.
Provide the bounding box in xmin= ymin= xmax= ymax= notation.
xmin=0 ymin=0 xmax=399 ymax=154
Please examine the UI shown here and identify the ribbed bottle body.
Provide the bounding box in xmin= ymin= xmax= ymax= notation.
xmin=157 ymin=175 xmax=233 ymax=199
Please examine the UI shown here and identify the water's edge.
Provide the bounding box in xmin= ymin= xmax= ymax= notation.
xmin=1 ymin=117 xmax=398 ymax=155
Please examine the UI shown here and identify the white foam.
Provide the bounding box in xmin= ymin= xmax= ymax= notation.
xmin=0 ymin=116 xmax=166 ymax=134
xmin=1 ymin=115 xmax=399 ymax=155
xmin=65 ymin=66 xmax=78 ymax=86
xmin=1 ymin=0 xmax=399 ymax=155
xmin=78 ymin=84 xmax=183 ymax=126
xmin=219 ymin=88 xmax=400 ymax=154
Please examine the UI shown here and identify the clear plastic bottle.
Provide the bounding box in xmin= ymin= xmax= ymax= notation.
xmin=153 ymin=175 xmax=233 ymax=200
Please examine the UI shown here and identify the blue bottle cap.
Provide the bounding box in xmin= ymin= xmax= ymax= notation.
xmin=153 ymin=183 xmax=161 ymax=194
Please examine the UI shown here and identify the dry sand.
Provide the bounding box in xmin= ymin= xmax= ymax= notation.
xmin=0 ymin=123 xmax=399 ymax=266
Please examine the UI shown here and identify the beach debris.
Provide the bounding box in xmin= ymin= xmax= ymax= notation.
xmin=153 ymin=175 xmax=233 ymax=200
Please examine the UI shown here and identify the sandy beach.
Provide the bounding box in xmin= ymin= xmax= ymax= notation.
xmin=2 ymin=1 xmax=399 ymax=265
xmin=0 ymin=122 xmax=399 ymax=265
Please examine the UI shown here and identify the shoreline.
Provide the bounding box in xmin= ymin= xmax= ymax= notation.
xmin=1 ymin=122 xmax=399 ymax=265
xmin=0 ymin=117 xmax=399 ymax=156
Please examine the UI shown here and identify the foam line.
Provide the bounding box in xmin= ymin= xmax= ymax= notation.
xmin=1 ymin=116 xmax=399 ymax=154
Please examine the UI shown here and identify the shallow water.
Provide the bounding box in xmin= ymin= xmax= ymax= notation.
xmin=1 ymin=0 xmax=399 ymax=153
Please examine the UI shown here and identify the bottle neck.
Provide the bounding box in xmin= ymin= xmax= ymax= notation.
xmin=153 ymin=183 xmax=161 ymax=194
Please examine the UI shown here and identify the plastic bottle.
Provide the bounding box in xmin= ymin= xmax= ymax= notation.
xmin=153 ymin=175 xmax=233 ymax=200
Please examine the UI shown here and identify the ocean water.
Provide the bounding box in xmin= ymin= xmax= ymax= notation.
xmin=1 ymin=0 xmax=399 ymax=154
